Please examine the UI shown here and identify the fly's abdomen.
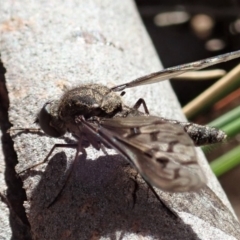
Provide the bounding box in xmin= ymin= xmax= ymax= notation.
xmin=160 ymin=118 xmax=226 ymax=146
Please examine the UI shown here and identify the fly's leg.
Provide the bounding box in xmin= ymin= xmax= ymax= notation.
xmin=47 ymin=139 xmax=86 ymax=208
xmin=133 ymin=98 xmax=150 ymax=114
xmin=18 ymin=143 xmax=78 ymax=175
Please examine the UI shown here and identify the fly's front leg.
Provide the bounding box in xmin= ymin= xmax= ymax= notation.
xmin=133 ymin=98 xmax=150 ymax=115
xmin=18 ymin=143 xmax=78 ymax=175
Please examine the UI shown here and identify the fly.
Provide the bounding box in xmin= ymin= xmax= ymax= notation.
xmin=17 ymin=50 xmax=240 ymax=193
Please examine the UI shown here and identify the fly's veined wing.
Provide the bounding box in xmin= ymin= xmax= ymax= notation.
xmin=111 ymin=50 xmax=240 ymax=91
xmin=95 ymin=116 xmax=207 ymax=192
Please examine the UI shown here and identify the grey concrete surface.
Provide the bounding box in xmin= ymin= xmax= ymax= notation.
xmin=0 ymin=0 xmax=240 ymax=239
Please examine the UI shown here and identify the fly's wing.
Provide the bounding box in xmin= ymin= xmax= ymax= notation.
xmin=84 ymin=116 xmax=206 ymax=192
xmin=111 ymin=50 xmax=240 ymax=91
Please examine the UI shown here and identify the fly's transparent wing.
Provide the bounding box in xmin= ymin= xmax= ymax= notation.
xmin=83 ymin=116 xmax=207 ymax=192
xmin=111 ymin=50 xmax=240 ymax=91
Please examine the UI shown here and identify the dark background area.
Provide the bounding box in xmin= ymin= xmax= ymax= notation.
xmin=135 ymin=0 xmax=240 ymax=219
xmin=136 ymin=0 xmax=240 ymax=106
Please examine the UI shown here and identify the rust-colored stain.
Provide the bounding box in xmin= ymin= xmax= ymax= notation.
xmin=130 ymin=220 xmax=141 ymax=234
xmin=55 ymin=79 xmax=71 ymax=91
xmin=79 ymin=198 xmax=97 ymax=216
xmin=0 ymin=17 xmax=30 ymax=32
xmin=10 ymin=88 xmax=28 ymax=99
xmin=89 ymin=230 xmax=101 ymax=240
xmin=60 ymin=229 xmax=72 ymax=238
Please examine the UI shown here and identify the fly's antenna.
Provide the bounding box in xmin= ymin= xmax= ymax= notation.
xmin=7 ymin=127 xmax=42 ymax=135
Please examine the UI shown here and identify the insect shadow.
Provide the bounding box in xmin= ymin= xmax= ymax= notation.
xmin=26 ymin=152 xmax=201 ymax=240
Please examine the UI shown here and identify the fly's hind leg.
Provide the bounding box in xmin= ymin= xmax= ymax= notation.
xmin=133 ymin=98 xmax=150 ymax=114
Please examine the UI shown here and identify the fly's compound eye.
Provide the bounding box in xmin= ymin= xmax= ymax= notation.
xmin=37 ymin=102 xmax=66 ymax=138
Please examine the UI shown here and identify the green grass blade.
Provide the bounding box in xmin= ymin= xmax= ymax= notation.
xmin=210 ymin=146 xmax=240 ymax=177
xmin=208 ymin=105 xmax=240 ymax=129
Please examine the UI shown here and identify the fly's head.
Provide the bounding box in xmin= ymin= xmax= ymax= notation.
xmin=35 ymin=100 xmax=67 ymax=138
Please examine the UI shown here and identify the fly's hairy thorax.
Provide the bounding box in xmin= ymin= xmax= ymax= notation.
xmin=58 ymin=84 xmax=124 ymax=123
xmin=38 ymin=84 xmax=142 ymax=139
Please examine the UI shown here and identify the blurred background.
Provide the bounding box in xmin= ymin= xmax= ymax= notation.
xmin=135 ymin=0 xmax=240 ymax=219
